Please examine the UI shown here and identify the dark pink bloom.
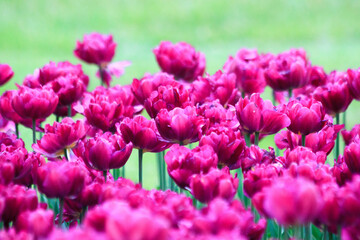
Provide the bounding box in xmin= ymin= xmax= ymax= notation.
xmin=190 ymin=167 xmax=238 ymax=203
xmin=309 ymin=65 xmax=327 ymax=87
xmin=243 ymin=164 xmax=282 ymax=198
xmin=0 ymin=64 xmax=14 ymax=86
xmin=318 ymin=183 xmax=342 ymax=230
xmin=78 ymin=181 xmax=103 ymax=207
xmin=342 ymin=124 xmax=360 ymax=145
xmin=344 ymin=140 xmax=360 ymax=173
xmin=264 ymin=49 xmax=310 ymax=91
xmin=75 ymin=88 xmax=124 ymax=132
xmin=153 ymin=41 xmax=206 ymax=82
xmin=0 ymin=184 xmax=38 ymax=227
xmin=0 ymin=90 xmax=44 ymax=127
xmin=240 ymin=146 xmax=275 ymax=172
xmin=338 ymin=175 xmax=360 ymax=226
xmin=77 ymin=132 xmax=132 ymax=171
xmin=285 ymin=98 xmax=326 ymax=135
xmin=0 ymin=114 xmax=13 ymax=132
xmin=262 ymin=176 xmax=322 ymax=226
xmin=15 ymin=209 xmax=54 ymax=238
xmin=118 ymin=115 xmax=171 ymax=152
xmin=144 ymin=85 xmax=192 ymax=118
xmin=283 ymin=146 xmax=326 ymax=167
xmin=235 ymin=93 xmax=290 ymax=134
xmin=12 ymin=85 xmax=58 ymax=120
xmin=313 ymin=71 xmax=353 ymax=115
xmin=36 ymin=160 xmax=86 ymax=199
xmin=32 ymin=118 xmax=87 ymax=158
xmin=192 ymin=198 xmax=266 ymax=240
xmin=155 ymin=106 xmax=207 ymax=144
xmin=274 ymin=130 xmax=301 ymax=150
xmin=165 ymin=144 xmax=217 ymax=188
xmin=53 ymin=103 xmax=77 ymax=118
xmin=223 ymin=56 xmax=266 ymax=95
xmin=189 ymin=76 xmax=212 ymax=105
xmin=347 ymin=67 xmax=360 ymax=100
xmin=196 ymin=100 xmax=239 ymax=129
xmin=0 ymin=132 xmax=24 ymax=148
xmin=332 ymin=156 xmax=353 ymax=186
xmin=46 ymin=74 xmax=86 ymax=106
xmin=206 ymin=70 xmax=239 ymax=106
xmin=39 ymin=61 xmax=89 ymax=87
xmin=131 ymin=72 xmax=179 ymax=105
xmin=74 ymin=33 xmax=116 ymax=65
xmin=200 ymin=126 xmax=245 ymax=169
xmin=95 ymin=61 xmax=131 ymax=88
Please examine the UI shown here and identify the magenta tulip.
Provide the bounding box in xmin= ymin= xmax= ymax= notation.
xmin=0 ymin=64 xmax=14 ymax=86
xmin=235 ymin=93 xmax=290 ymax=134
xmin=15 ymin=209 xmax=54 ymax=238
xmin=153 ymin=41 xmax=206 ymax=82
xmin=344 ymin=140 xmax=360 ymax=173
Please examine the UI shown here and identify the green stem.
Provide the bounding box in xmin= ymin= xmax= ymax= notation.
xmin=245 ymin=134 xmax=251 ymax=147
xmin=324 ymin=225 xmax=329 ymax=240
xmin=304 ymin=224 xmax=311 ymax=240
xmin=302 ymin=134 xmax=306 ymax=147
xmin=157 ymin=152 xmax=163 ymax=189
xmin=58 ymin=198 xmax=64 ymax=228
xmin=121 ymin=166 xmax=125 ymax=178
xmin=79 ymin=206 xmax=87 ymax=224
xmin=138 ymin=149 xmax=143 ymax=185
xmin=294 ymin=225 xmax=302 ymax=239
xmin=342 ymin=111 xmax=346 ymax=129
xmin=103 ymin=170 xmax=107 ymax=182
xmin=99 ymin=65 xmax=105 ymax=87
xmin=64 ymin=148 xmax=69 ymax=161
xmin=335 ymin=113 xmax=340 ymax=160
xmin=255 ymin=132 xmax=259 ymax=146
xmin=15 ymin=123 xmax=19 ymax=138
xmin=288 ymin=88 xmax=293 ymax=100
xmin=67 ymin=104 xmax=72 ymax=117
xmin=282 ymin=226 xmax=289 ymax=240
xmin=32 ymin=119 xmax=36 ymax=144
xmin=56 ymin=115 xmax=60 ymax=122
xmin=161 ymin=151 xmax=166 ymax=189
xmin=337 ymin=225 xmax=341 ymax=240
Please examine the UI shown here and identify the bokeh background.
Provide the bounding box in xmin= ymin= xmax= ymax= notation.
xmin=1 ymin=0 xmax=360 ymax=188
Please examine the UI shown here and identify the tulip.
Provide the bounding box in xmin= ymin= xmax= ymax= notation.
xmin=190 ymin=167 xmax=238 ymax=203
xmin=338 ymin=175 xmax=360 ymax=227
xmin=36 ymin=160 xmax=86 ymax=227
xmin=314 ymin=71 xmax=353 ymax=116
xmin=342 ymin=124 xmax=360 ymax=145
xmin=262 ymin=176 xmax=322 ymax=226
xmin=15 ymin=209 xmax=54 ymax=238
xmin=12 ymin=85 xmax=59 ymax=144
xmin=347 ymin=67 xmax=360 ymax=100
xmin=344 ymin=140 xmax=360 ymax=173
xmin=240 ymin=145 xmax=275 ymax=172
xmin=0 ymin=90 xmax=44 ymax=137
xmin=144 ymin=85 xmax=192 ymax=118
xmin=0 ymin=64 xmax=14 ymax=86
xmin=153 ymin=41 xmax=206 ymax=82
xmin=131 ymin=72 xmax=179 ymax=105
xmin=0 ymin=184 xmax=38 ymax=228
xmin=38 ymin=61 xmax=89 ymax=86
xmin=32 ymin=118 xmax=87 ymax=159
xmin=332 ymin=155 xmax=353 ymax=186
xmin=76 ymin=132 xmax=133 ymax=178
xmin=206 ymin=70 xmax=239 ymax=106
xmin=223 ymin=55 xmax=266 ymax=95
xmin=199 ymin=126 xmax=246 ymax=169
xmin=74 ymin=33 xmax=116 ymax=65
xmin=155 ymin=106 xmax=207 ymax=145
xmin=309 ymin=65 xmax=327 ymax=87
xmin=118 ymin=116 xmax=171 ymax=185
xmin=165 ymin=144 xmax=217 ymax=189
xmin=235 ymin=93 xmax=290 ymax=137
xmin=264 ymin=49 xmax=310 ymax=94
xmin=285 ymin=97 xmax=327 ymax=146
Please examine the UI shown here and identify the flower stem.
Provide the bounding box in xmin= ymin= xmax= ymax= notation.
xmin=98 ymin=65 xmax=105 ymax=87
xmin=245 ymin=134 xmax=251 ymax=147
xmin=79 ymin=206 xmax=87 ymax=224
xmin=58 ymin=198 xmax=64 ymax=228
xmin=335 ymin=113 xmax=340 ymax=160
xmin=64 ymin=148 xmax=69 ymax=161
xmin=32 ymin=119 xmax=36 ymax=144
xmin=294 ymin=225 xmax=302 ymax=239
xmin=288 ymin=88 xmax=293 ymax=100
xmin=103 ymin=170 xmax=107 ymax=182
xmin=138 ymin=149 xmax=143 ymax=185
xmin=302 ymin=134 xmax=306 ymax=147
xmin=15 ymin=123 xmax=19 ymax=138
xmin=255 ymin=132 xmax=259 ymax=146
xmin=56 ymin=115 xmax=60 ymax=122
xmin=67 ymin=104 xmax=71 ymax=117
xmin=304 ymin=223 xmax=311 ymax=240
xmin=282 ymin=226 xmax=288 ymax=240
xmin=157 ymin=152 xmax=163 ymax=189
xmin=342 ymin=111 xmax=346 ymax=129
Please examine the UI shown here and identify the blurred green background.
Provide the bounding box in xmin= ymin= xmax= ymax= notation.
xmin=1 ymin=0 xmax=360 ymax=188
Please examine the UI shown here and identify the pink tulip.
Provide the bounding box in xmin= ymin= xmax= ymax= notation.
xmin=15 ymin=209 xmax=54 ymax=238
xmin=153 ymin=41 xmax=206 ymax=82
xmin=0 ymin=64 xmax=14 ymax=86
xmin=165 ymin=144 xmax=217 ymax=188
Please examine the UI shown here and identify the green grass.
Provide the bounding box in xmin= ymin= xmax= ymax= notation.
xmin=1 ymin=0 xmax=360 ymax=188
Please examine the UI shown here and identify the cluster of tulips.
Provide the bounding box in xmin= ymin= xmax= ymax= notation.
xmin=0 ymin=32 xmax=360 ymax=240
